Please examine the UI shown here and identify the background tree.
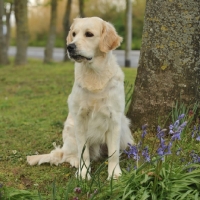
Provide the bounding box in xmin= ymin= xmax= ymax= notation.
xmin=127 ymin=0 xmax=200 ymax=130
xmin=4 ymin=0 xmax=13 ymax=54
xmin=125 ymin=0 xmax=132 ymax=67
xmin=79 ymin=0 xmax=84 ymax=18
xmin=14 ymin=0 xmax=29 ymax=65
xmin=0 ymin=0 xmax=9 ymax=64
xmin=63 ymin=0 xmax=72 ymax=61
xmin=44 ymin=0 xmax=58 ymax=63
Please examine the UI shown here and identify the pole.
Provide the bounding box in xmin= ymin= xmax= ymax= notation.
xmin=125 ymin=0 xmax=132 ymax=67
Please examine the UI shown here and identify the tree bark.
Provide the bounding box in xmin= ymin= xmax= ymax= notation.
xmin=14 ymin=0 xmax=28 ymax=65
xmin=44 ymin=0 xmax=57 ymax=63
xmin=0 ymin=0 xmax=9 ymax=65
xmin=4 ymin=2 xmax=12 ymax=53
xmin=63 ymin=0 xmax=72 ymax=62
xmin=125 ymin=0 xmax=132 ymax=67
xmin=127 ymin=0 xmax=200 ymax=130
xmin=79 ymin=0 xmax=84 ymax=18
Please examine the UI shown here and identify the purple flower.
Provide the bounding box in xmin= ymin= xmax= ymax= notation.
xmin=166 ymin=142 xmax=172 ymax=155
xmin=157 ymin=147 xmax=164 ymax=157
xmin=169 ymin=124 xmax=174 ymax=134
xmin=124 ymin=143 xmax=140 ymax=161
xmin=191 ymin=125 xmax=200 ymax=139
xmin=142 ymin=147 xmax=150 ymax=162
xmin=157 ymin=138 xmax=172 ymax=158
xmin=179 ymin=121 xmax=187 ymax=129
xmin=178 ymin=114 xmax=185 ymax=120
xmin=157 ymin=128 xmax=167 ymax=139
xmin=169 ymin=118 xmax=187 ymax=141
xmin=196 ymin=135 xmax=200 ymax=141
xmin=74 ymin=187 xmax=81 ymax=194
xmin=190 ymin=151 xmax=200 ymax=164
xmin=171 ymin=132 xmax=181 ymax=141
xmin=73 ymin=197 xmax=79 ymax=200
xmin=173 ymin=120 xmax=180 ymax=129
xmin=191 ymin=130 xmax=195 ymax=138
xmin=141 ymin=124 xmax=148 ymax=138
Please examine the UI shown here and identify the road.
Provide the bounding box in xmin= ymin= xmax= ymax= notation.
xmin=8 ymin=46 xmax=140 ymax=67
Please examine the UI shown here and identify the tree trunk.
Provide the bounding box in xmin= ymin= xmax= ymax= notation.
xmin=44 ymin=0 xmax=57 ymax=63
xmin=0 ymin=0 xmax=9 ymax=65
xmin=14 ymin=0 xmax=28 ymax=65
xmin=5 ymin=2 xmax=13 ymax=52
xmin=79 ymin=0 xmax=84 ymax=18
xmin=127 ymin=0 xmax=200 ymax=130
xmin=125 ymin=0 xmax=132 ymax=67
xmin=63 ymin=0 xmax=72 ymax=62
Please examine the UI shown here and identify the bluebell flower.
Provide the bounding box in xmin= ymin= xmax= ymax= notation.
xmin=157 ymin=147 xmax=164 ymax=157
xmin=178 ymin=121 xmax=187 ymax=129
xmin=142 ymin=147 xmax=150 ymax=162
xmin=171 ymin=132 xmax=181 ymax=141
xmin=191 ymin=127 xmax=196 ymax=138
xmin=173 ymin=120 xmax=180 ymax=129
xmin=124 ymin=143 xmax=140 ymax=161
xmin=141 ymin=124 xmax=148 ymax=138
xmin=169 ymin=124 xmax=174 ymax=134
xmin=169 ymin=117 xmax=187 ymax=141
xmin=157 ymin=138 xmax=172 ymax=159
xmin=157 ymin=126 xmax=161 ymax=133
xmin=157 ymin=128 xmax=167 ymax=139
xmin=191 ymin=125 xmax=200 ymax=139
xmin=196 ymin=135 xmax=200 ymax=141
xmin=178 ymin=114 xmax=185 ymax=120
xmin=190 ymin=151 xmax=200 ymax=164
xmin=166 ymin=142 xmax=172 ymax=155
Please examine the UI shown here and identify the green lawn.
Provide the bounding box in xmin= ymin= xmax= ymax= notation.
xmin=0 ymin=60 xmax=200 ymax=200
xmin=0 ymin=60 xmax=137 ymax=199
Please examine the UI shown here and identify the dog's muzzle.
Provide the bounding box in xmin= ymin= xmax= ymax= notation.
xmin=67 ymin=43 xmax=92 ymax=61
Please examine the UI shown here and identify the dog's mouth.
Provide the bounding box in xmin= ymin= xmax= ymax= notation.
xmin=70 ymin=54 xmax=92 ymax=62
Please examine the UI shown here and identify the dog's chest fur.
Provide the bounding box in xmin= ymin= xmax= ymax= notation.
xmin=68 ymin=62 xmax=125 ymax=144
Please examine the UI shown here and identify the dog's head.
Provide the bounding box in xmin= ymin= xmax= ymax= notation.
xmin=66 ymin=17 xmax=123 ymax=62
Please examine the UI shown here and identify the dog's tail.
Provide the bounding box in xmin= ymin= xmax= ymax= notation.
xmin=27 ymin=113 xmax=79 ymax=168
xmin=120 ymin=115 xmax=134 ymax=150
xmin=27 ymin=145 xmax=79 ymax=168
xmin=27 ymin=146 xmax=65 ymax=166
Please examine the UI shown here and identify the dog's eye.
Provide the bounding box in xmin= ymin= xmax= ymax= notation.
xmin=85 ymin=32 xmax=94 ymax=37
xmin=72 ymin=32 xmax=76 ymax=37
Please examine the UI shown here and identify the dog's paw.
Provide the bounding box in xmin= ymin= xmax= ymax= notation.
xmin=107 ymin=165 xmax=122 ymax=180
xmin=75 ymin=168 xmax=91 ymax=180
xmin=69 ymin=157 xmax=79 ymax=168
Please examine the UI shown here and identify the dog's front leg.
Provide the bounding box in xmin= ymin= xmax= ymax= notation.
xmin=106 ymin=117 xmax=122 ymax=180
xmin=75 ymin=120 xmax=91 ymax=180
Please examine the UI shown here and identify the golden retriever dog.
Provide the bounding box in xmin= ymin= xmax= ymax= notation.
xmin=27 ymin=17 xmax=133 ymax=180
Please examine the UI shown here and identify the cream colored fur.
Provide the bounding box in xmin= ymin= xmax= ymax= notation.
xmin=27 ymin=17 xmax=133 ymax=180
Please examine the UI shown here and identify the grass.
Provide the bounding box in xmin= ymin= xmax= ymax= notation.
xmin=0 ymin=60 xmax=200 ymax=199
xmin=0 ymin=60 xmax=137 ymax=199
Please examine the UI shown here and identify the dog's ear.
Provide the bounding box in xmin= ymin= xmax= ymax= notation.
xmin=66 ymin=25 xmax=73 ymax=45
xmin=99 ymin=21 xmax=123 ymax=53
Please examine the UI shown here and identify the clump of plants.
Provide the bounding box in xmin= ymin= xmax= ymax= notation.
xmin=2 ymin=106 xmax=200 ymax=199
xmin=114 ymin=113 xmax=200 ymax=199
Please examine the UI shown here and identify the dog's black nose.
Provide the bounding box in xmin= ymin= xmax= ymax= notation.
xmin=67 ymin=43 xmax=76 ymax=52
